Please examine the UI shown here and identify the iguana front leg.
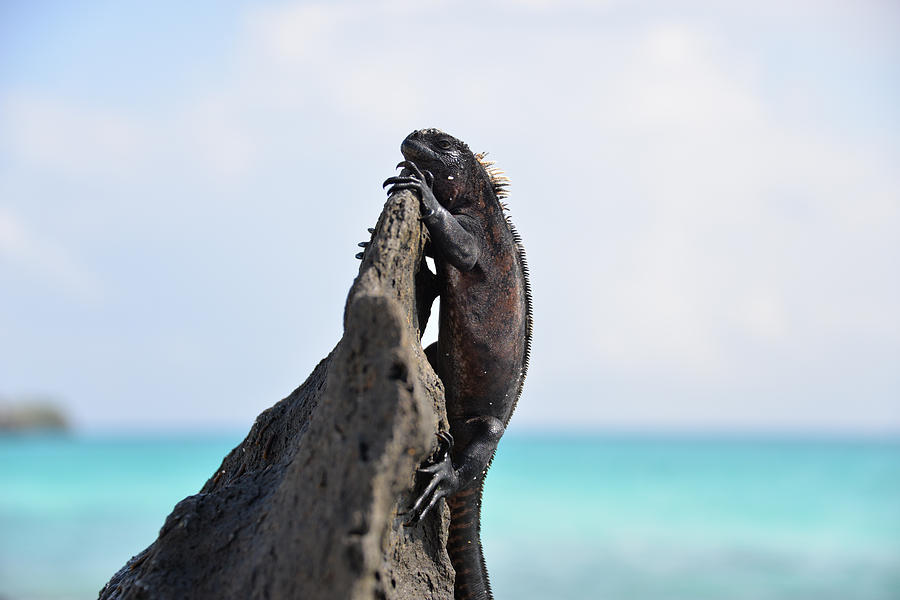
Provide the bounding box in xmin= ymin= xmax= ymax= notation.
xmin=383 ymin=160 xmax=480 ymax=272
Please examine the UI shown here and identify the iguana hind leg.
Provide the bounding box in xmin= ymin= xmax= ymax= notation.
xmin=405 ymin=415 xmax=504 ymax=524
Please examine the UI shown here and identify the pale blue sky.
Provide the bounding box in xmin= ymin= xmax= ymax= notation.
xmin=1 ymin=0 xmax=898 ymax=431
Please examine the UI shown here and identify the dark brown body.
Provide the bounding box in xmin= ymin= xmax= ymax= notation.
xmin=437 ymin=175 xmax=528 ymax=600
xmin=386 ymin=129 xmax=532 ymax=600
xmin=437 ymin=203 xmax=528 ymax=425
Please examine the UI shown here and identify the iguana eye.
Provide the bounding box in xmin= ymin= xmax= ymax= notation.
xmin=437 ymin=139 xmax=452 ymax=150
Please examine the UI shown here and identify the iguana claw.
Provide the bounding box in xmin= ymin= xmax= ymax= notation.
xmin=384 ymin=160 xmax=440 ymax=219
xmin=405 ymin=431 xmax=458 ymax=525
xmin=396 ymin=160 xmax=434 ymax=187
xmin=355 ymin=228 xmax=376 ymax=260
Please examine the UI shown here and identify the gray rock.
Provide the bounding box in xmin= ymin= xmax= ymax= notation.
xmin=99 ymin=190 xmax=454 ymax=600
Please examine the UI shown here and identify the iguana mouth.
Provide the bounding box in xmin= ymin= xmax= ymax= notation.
xmin=400 ymin=131 xmax=439 ymax=164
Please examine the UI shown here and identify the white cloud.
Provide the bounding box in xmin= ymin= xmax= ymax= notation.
xmin=247 ymin=3 xmax=352 ymax=64
xmin=1 ymin=0 xmax=896 ymax=427
xmin=174 ymin=96 xmax=259 ymax=178
xmin=2 ymin=91 xmax=259 ymax=182
xmin=3 ymin=95 xmax=150 ymax=179
xmin=622 ymin=25 xmax=763 ymax=129
xmin=569 ymin=22 xmax=900 ymax=378
xmin=0 ymin=208 xmax=104 ymax=302
xmin=224 ymin=4 xmax=899 ymax=386
xmin=239 ymin=2 xmax=436 ymax=128
xmin=489 ymin=0 xmax=619 ymax=11
xmin=737 ymin=289 xmax=787 ymax=342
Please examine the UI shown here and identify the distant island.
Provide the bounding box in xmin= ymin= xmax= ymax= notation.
xmin=0 ymin=397 xmax=69 ymax=432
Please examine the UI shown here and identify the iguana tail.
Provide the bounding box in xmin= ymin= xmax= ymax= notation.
xmin=447 ymin=483 xmax=493 ymax=600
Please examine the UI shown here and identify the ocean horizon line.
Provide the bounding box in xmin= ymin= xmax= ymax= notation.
xmin=6 ymin=424 xmax=899 ymax=443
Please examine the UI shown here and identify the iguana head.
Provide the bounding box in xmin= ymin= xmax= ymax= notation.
xmin=401 ymin=129 xmax=484 ymax=208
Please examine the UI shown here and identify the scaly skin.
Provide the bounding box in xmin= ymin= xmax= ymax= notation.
xmin=382 ymin=129 xmax=532 ymax=600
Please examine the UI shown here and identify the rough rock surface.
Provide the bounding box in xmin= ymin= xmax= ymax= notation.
xmin=99 ymin=190 xmax=455 ymax=600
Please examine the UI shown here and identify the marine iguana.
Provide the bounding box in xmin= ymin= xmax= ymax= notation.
xmin=381 ymin=129 xmax=533 ymax=600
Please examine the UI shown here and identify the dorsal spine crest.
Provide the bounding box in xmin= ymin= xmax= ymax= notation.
xmin=475 ymin=152 xmax=510 ymax=201
xmin=473 ymin=150 xmax=532 ymax=416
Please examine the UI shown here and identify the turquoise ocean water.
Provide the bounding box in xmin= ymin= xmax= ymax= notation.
xmin=1 ymin=432 xmax=898 ymax=600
